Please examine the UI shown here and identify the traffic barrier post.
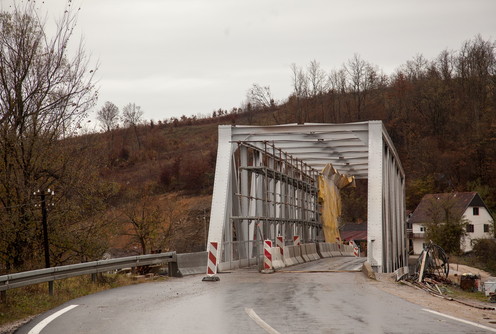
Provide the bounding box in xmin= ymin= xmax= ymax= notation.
xmin=202 ymin=241 xmax=220 ymax=281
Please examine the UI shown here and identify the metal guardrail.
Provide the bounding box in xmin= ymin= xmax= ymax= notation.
xmin=0 ymin=252 xmax=176 ymax=292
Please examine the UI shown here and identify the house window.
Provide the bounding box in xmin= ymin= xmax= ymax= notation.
xmin=466 ymin=224 xmax=475 ymax=233
xmin=473 ymin=207 xmax=479 ymax=216
xmin=484 ymin=224 xmax=490 ymax=233
xmin=419 ymin=226 xmax=425 ymax=232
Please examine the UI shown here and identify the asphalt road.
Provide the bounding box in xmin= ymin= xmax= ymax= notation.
xmin=18 ymin=257 xmax=496 ymax=333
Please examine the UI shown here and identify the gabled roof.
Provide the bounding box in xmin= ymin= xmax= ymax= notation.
xmin=340 ymin=222 xmax=367 ymax=241
xmin=409 ymin=192 xmax=489 ymax=225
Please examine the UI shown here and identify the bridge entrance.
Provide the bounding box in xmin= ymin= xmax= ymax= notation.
xmin=207 ymin=121 xmax=406 ymax=273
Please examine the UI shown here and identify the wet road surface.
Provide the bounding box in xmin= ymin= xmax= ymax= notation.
xmin=18 ymin=257 xmax=496 ymax=333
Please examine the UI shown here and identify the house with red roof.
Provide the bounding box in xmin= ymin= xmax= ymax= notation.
xmin=408 ymin=192 xmax=494 ymax=254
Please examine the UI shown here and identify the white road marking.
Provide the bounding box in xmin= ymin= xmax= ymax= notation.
xmin=28 ymin=304 xmax=79 ymax=334
xmin=422 ymin=308 xmax=496 ymax=333
xmin=245 ymin=308 xmax=281 ymax=334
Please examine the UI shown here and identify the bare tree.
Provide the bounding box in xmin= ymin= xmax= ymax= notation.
xmin=97 ymin=101 xmax=120 ymax=132
xmin=246 ymin=84 xmax=275 ymax=109
xmin=122 ymin=102 xmax=144 ymax=126
xmin=121 ymin=190 xmax=170 ymax=255
xmin=307 ymin=60 xmax=329 ymax=122
xmin=290 ymin=63 xmax=309 ymax=123
xmin=307 ymin=60 xmax=328 ymax=97
xmin=344 ymin=54 xmax=377 ymax=119
xmin=0 ymin=2 xmax=98 ymax=271
xmin=403 ymin=54 xmax=429 ymax=81
xmin=122 ymin=102 xmax=144 ymax=148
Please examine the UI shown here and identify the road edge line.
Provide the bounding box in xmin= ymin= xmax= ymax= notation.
xmin=245 ymin=307 xmax=281 ymax=334
xmin=28 ymin=304 xmax=79 ymax=334
xmin=422 ymin=308 xmax=496 ymax=333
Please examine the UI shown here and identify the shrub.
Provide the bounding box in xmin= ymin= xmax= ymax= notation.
xmin=471 ymin=238 xmax=496 ymax=274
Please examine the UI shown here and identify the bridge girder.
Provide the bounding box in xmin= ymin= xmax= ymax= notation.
xmin=207 ymin=121 xmax=406 ymax=273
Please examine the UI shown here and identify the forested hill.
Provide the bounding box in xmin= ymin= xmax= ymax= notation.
xmin=96 ymin=34 xmax=495 ymax=213
xmin=2 ymin=33 xmax=494 ymax=273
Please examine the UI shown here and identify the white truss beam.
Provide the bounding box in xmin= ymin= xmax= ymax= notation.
xmin=207 ymin=121 xmax=406 ymax=273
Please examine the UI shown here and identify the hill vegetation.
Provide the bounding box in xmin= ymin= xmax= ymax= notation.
xmin=1 ymin=2 xmax=494 ymax=274
xmin=87 ymin=34 xmax=495 ymax=261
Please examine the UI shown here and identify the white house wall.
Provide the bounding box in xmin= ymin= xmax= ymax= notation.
xmin=462 ymin=207 xmax=494 ymax=252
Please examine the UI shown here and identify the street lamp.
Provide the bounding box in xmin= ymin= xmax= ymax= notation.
xmin=34 ymin=188 xmax=55 ymax=295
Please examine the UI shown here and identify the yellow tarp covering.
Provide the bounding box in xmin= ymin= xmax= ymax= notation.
xmin=318 ymin=164 xmax=355 ymax=243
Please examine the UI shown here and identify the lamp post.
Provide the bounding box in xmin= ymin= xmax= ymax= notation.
xmin=35 ymin=188 xmax=55 ymax=296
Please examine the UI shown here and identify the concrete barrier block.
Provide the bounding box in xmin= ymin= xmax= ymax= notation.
xmin=282 ymin=246 xmax=294 ymax=266
xmin=329 ymin=243 xmax=342 ymax=257
xmin=294 ymin=245 xmax=305 ymax=263
xmin=341 ymin=244 xmax=354 ymax=257
xmin=326 ymin=243 xmax=333 ymax=257
xmin=317 ymin=243 xmax=326 ymax=258
xmin=307 ymin=244 xmax=320 ymax=260
xmin=300 ymin=244 xmax=311 ymax=262
xmin=176 ymin=252 xmax=208 ymax=276
xmin=321 ymin=243 xmax=331 ymax=257
xmin=271 ymin=247 xmax=285 ymax=270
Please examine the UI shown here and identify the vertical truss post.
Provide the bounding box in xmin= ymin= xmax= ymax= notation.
xmin=367 ymin=121 xmax=384 ymax=272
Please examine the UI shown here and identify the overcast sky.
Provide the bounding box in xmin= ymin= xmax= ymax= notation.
xmin=5 ymin=0 xmax=496 ymax=125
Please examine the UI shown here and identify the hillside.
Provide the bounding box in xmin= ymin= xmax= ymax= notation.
xmin=1 ymin=35 xmax=495 ymax=273
xmin=91 ymin=35 xmax=496 ymax=258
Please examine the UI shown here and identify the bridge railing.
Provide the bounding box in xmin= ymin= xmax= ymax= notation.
xmin=0 ymin=252 xmax=176 ymax=292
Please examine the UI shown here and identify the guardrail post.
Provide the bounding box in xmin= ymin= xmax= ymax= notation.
xmin=1 ymin=290 xmax=6 ymax=303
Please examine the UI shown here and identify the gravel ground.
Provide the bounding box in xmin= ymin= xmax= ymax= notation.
xmin=0 ymin=316 xmax=35 ymax=334
xmin=372 ymin=264 xmax=496 ymax=329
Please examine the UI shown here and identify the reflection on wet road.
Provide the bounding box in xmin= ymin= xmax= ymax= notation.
xmin=18 ymin=257 xmax=496 ymax=333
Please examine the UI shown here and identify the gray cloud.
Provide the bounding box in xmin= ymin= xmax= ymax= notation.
xmin=5 ymin=0 xmax=496 ymax=123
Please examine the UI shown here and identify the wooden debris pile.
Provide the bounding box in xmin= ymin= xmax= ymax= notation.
xmin=400 ymin=242 xmax=495 ymax=310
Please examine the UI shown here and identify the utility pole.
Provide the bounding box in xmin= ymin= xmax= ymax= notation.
xmin=35 ymin=188 xmax=54 ymax=296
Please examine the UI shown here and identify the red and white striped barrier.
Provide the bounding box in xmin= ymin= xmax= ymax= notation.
xmin=263 ymin=240 xmax=273 ymax=272
xmin=202 ymin=241 xmax=220 ymax=281
xmin=349 ymin=240 xmax=360 ymax=257
xmin=276 ymin=236 xmax=284 ymax=255
xmin=354 ymin=247 xmax=359 ymax=257
xmin=293 ymin=235 xmax=301 ymax=246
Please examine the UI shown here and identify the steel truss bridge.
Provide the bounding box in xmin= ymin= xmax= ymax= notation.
xmin=207 ymin=121 xmax=406 ymax=273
